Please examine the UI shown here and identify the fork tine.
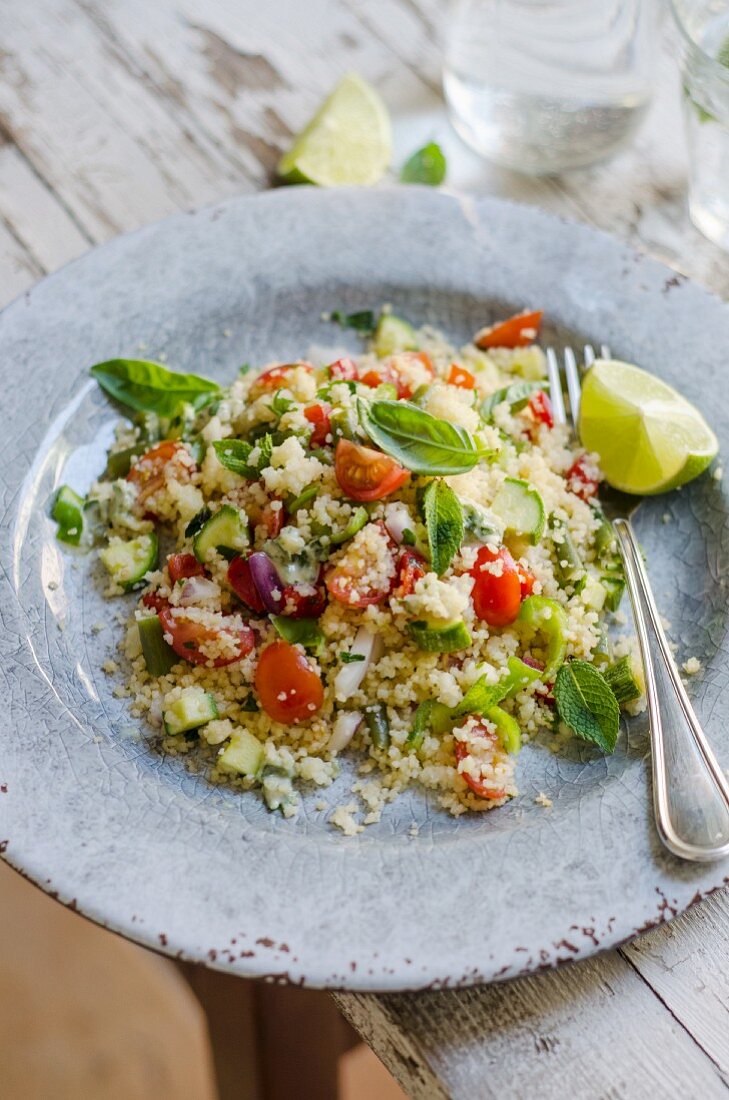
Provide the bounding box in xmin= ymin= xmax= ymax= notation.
xmin=546 ymin=348 xmax=566 ymax=425
xmin=600 ymin=343 xmax=611 ymax=360
xmin=584 ymin=344 xmax=596 ymax=366
xmin=564 ymin=347 xmax=581 ymax=427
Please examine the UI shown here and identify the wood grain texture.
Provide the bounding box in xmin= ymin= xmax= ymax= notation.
xmin=0 ymin=1 xmax=727 ymax=1096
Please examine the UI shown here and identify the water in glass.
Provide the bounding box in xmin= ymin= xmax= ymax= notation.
xmin=444 ymin=0 xmax=661 ymax=174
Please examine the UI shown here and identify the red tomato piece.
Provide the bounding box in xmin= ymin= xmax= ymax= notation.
xmin=527 ymin=390 xmax=554 ymax=428
xmin=326 ymin=523 xmax=396 ymax=608
xmin=475 ymin=310 xmax=543 ymax=349
xmin=328 ymin=357 xmax=359 ymax=381
xmin=454 ymin=722 xmax=507 ymax=801
xmin=253 ymin=362 xmax=313 ymax=394
xmin=168 ymin=553 xmax=205 ymax=584
xmin=334 ymin=438 xmax=409 ymax=502
xmin=261 ymin=499 xmax=285 ymax=539
xmin=566 ymin=455 xmax=599 ymax=501
xmin=393 ymin=547 xmax=427 ymax=598
xmin=281 ymin=582 xmax=327 ymax=619
xmin=470 ymin=545 xmax=523 ymax=627
xmin=360 ymin=351 xmax=434 ymax=399
xmin=516 ymin=561 xmax=536 ymax=598
xmin=141 ymin=591 xmax=169 ymax=613
xmin=255 ymin=639 xmax=324 ymax=723
xmin=127 ymin=440 xmax=192 ymax=508
xmin=227 ymin=554 xmax=266 ymax=614
xmin=158 ymin=608 xmax=254 ymax=667
xmin=447 ymin=363 xmax=476 ymax=390
xmin=304 ymin=402 xmax=332 ymax=447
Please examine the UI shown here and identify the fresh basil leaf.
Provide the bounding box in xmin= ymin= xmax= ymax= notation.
xmin=359 ymin=399 xmax=480 ymax=475
xmin=400 ymin=142 xmax=447 ymax=186
xmin=212 ymin=439 xmax=257 ymax=478
xmin=554 ymin=659 xmax=620 ymax=754
xmin=90 ymin=359 xmax=220 ymax=417
xmin=422 ymin=479 xmax=463 ymax=575
xmin=481 ymin=381 xmax=544 ymax=421
xmin=271 ymin=615 xmax=325 ymax=653
xmin=270 ymin=390 xmax=294 ymax=416
xmin=330 ymin=309 xmax=377 ymax=336
xmin=340 ymin=652 xmax=366 ymax=664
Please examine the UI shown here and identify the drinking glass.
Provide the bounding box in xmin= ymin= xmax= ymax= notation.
xmin=672 ymin=0 xmax=729 ymax=251
xmin=443 ymin=0 xmax=662 ymax=174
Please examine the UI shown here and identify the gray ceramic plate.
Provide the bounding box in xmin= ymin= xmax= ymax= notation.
xmin=2 ymin=187 xmax=728 ymax=991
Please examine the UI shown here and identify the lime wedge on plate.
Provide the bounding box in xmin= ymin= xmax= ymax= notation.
xmin=579 ymin=359 xmax=718 ymax=495
xmin=277 ymin=73 xmax=391 ymax=186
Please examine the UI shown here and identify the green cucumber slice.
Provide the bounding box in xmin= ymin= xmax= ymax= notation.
xmin=52 ymin=485 xmax=85 ymax=545
xmin=163 ymin=686 xmax=218 ymax=735
xmin=491 ymin=477 xmax=545 ymax=545
xmin=407 ymin=619 xmax=471 ymax=653
xmin=484 ymin=705 xmax=521 ymax=754
xmin=193 ymin=504 xmax=248 ymax=563
xmin=373 ymin=314 xmax=418 ymax=357
xmin=218 ymin=730 xmax=265 ymax=776
xmin=601 ymin=573 xmax=626 ymax=612
xmin=603 ymin=654 xmax=644 ymax=706
xmin=330 ymin=506 xmax=369 ymax=545
xmin=138 ymin=615 xmax=177 ymax=676
xmin=99 ymin=532 xmax=158 ymax=591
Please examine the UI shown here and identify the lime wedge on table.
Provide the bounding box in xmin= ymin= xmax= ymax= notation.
xmin=277 ymin=73 xmax=391 ymax=186
xmin=579 ymin=360 xmax=718 ymax=495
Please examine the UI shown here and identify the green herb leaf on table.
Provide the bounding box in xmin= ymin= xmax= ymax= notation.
xmin=359 ymin=399 xmax=480 ymax=475
xmin=271 ymin=616 xmax=325 ymax=653
xmin=554 ymin=659 xmax=620 ymax=754
xmin=422 ymin=479 xmax=463 ymax=575
xmin=330 ymin=309 xmax=377 ymax=336
xmin=481 ymin=381 xmax=545 ymax=421
xmin=400 ymin=142 xmax=447 ymax=186
xmin=90 ymin=359 xmax=220 ymax=417
xmin=270 ymin=390 xmax=294 ymax=417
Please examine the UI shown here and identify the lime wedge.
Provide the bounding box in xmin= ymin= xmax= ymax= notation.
xmin=579 ymin=359 xmax=718 ymax=495
xmin=277 ymin=73 xmax=391 ymax=187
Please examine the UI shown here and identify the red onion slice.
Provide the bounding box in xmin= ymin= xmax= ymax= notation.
xmin=329 ymin=711 xmax=363 ymax=753
xmin=177 ymin=576 xmax=221 ymax=605
xmin=384 ymin=501 xmax=414 ymax=545
xmin=248 ymin=551 xmax=286 ymax=614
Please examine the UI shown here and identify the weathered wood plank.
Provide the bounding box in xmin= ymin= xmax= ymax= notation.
xmin=336 ymin=950 xmax=729 ymax=1100
xmin=0 ymin=215 xmax=43 ymax=306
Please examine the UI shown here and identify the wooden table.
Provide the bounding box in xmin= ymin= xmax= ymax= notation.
xmin=2 ymin=2 xmax=727 ymax=1097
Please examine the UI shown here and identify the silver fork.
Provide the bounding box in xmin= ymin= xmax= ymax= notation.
xmin=547 ymin=344 xmax=729 ymax=862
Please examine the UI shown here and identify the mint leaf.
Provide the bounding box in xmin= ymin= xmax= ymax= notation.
xmin=271 ymin=616 xmax=325 ymax=653
xmin=330 ymin=309 xmax=377 ymax=335
xmin=213 ymin=439 xmax=258 ymax=478
xmin=481 ymin=381 xmax=544 ymax=421
xmin=270 ymin=390 xmax=294 ymax=416
xmin=90 ymin=359 xmax=219 ymax=417
xmin=554 ymin=660 xmax=620 ymax=753
xmin=422 ymin=479 xmax=463 ymax=575
xmin=359 ymin=398 xmax=480 ymax=475
xmin=400 ymin=142 xmax=447 ymax=186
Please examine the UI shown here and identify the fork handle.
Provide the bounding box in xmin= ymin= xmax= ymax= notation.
xmin=615 ymin=518 xmax=729 ymax=862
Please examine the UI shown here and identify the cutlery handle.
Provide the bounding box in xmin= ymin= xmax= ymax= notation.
xmin=614 ymin=518 xmax=729 ymax=862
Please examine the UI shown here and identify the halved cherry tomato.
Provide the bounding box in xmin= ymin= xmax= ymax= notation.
xmin=447 ymin=363 xmax=476 ymax=390
xmin=566 ymin=455 xmax=599 ymax=501
xmin=252 ymin=362 xmax=313 ymax=394
xmin=527 ymin=390 xmax=554 ymax=428
xmin=516 ymin=562 xmax=536 ymax=598
xmin=227 ymin=554 xmax=266 ymax=614
xmin=334 ymin=438 xmax=409 ymax=502
xmin=326 ymin=522 xmax=396 ymax=608
xmin=455 ymin=722 xmax=507 ymax=801
xmin=304 ymin=402 xmax=332 ymax=447
xmin=168 ymin=553 xmax=205 ymax=584
xmin=328 ymin=357 xmax=359 ymax=381
xmin=393 ymin=547 xmax=427 ymax=598
xmin=158 ymin=608 xmax=254 ymax=667
xmin=127 ymin=441 xmax=192 ymax=508
xmin=475 ymin=310 xmax=543 ymax=349
xmin=255 ymin=639 xmax=324 ymax=723
xmin=261 ymin=499 xmax=284 ymax=539
xmin=281 ymin=581 xmax=327 ymax=619
xmin=142 ymin=591 xmax=169 ymax=613
xmin=470 ymin=545 xmax=523 ymax=627
xmin=360 ymin=351 xmax=434 ymax=399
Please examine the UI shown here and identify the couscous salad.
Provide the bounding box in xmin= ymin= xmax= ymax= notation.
xmin=53 ymin=308 xmax=645 ymax=833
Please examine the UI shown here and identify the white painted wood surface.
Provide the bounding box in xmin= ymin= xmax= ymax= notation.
xmin=0 ymin=1 xmax=727 ymax=1096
